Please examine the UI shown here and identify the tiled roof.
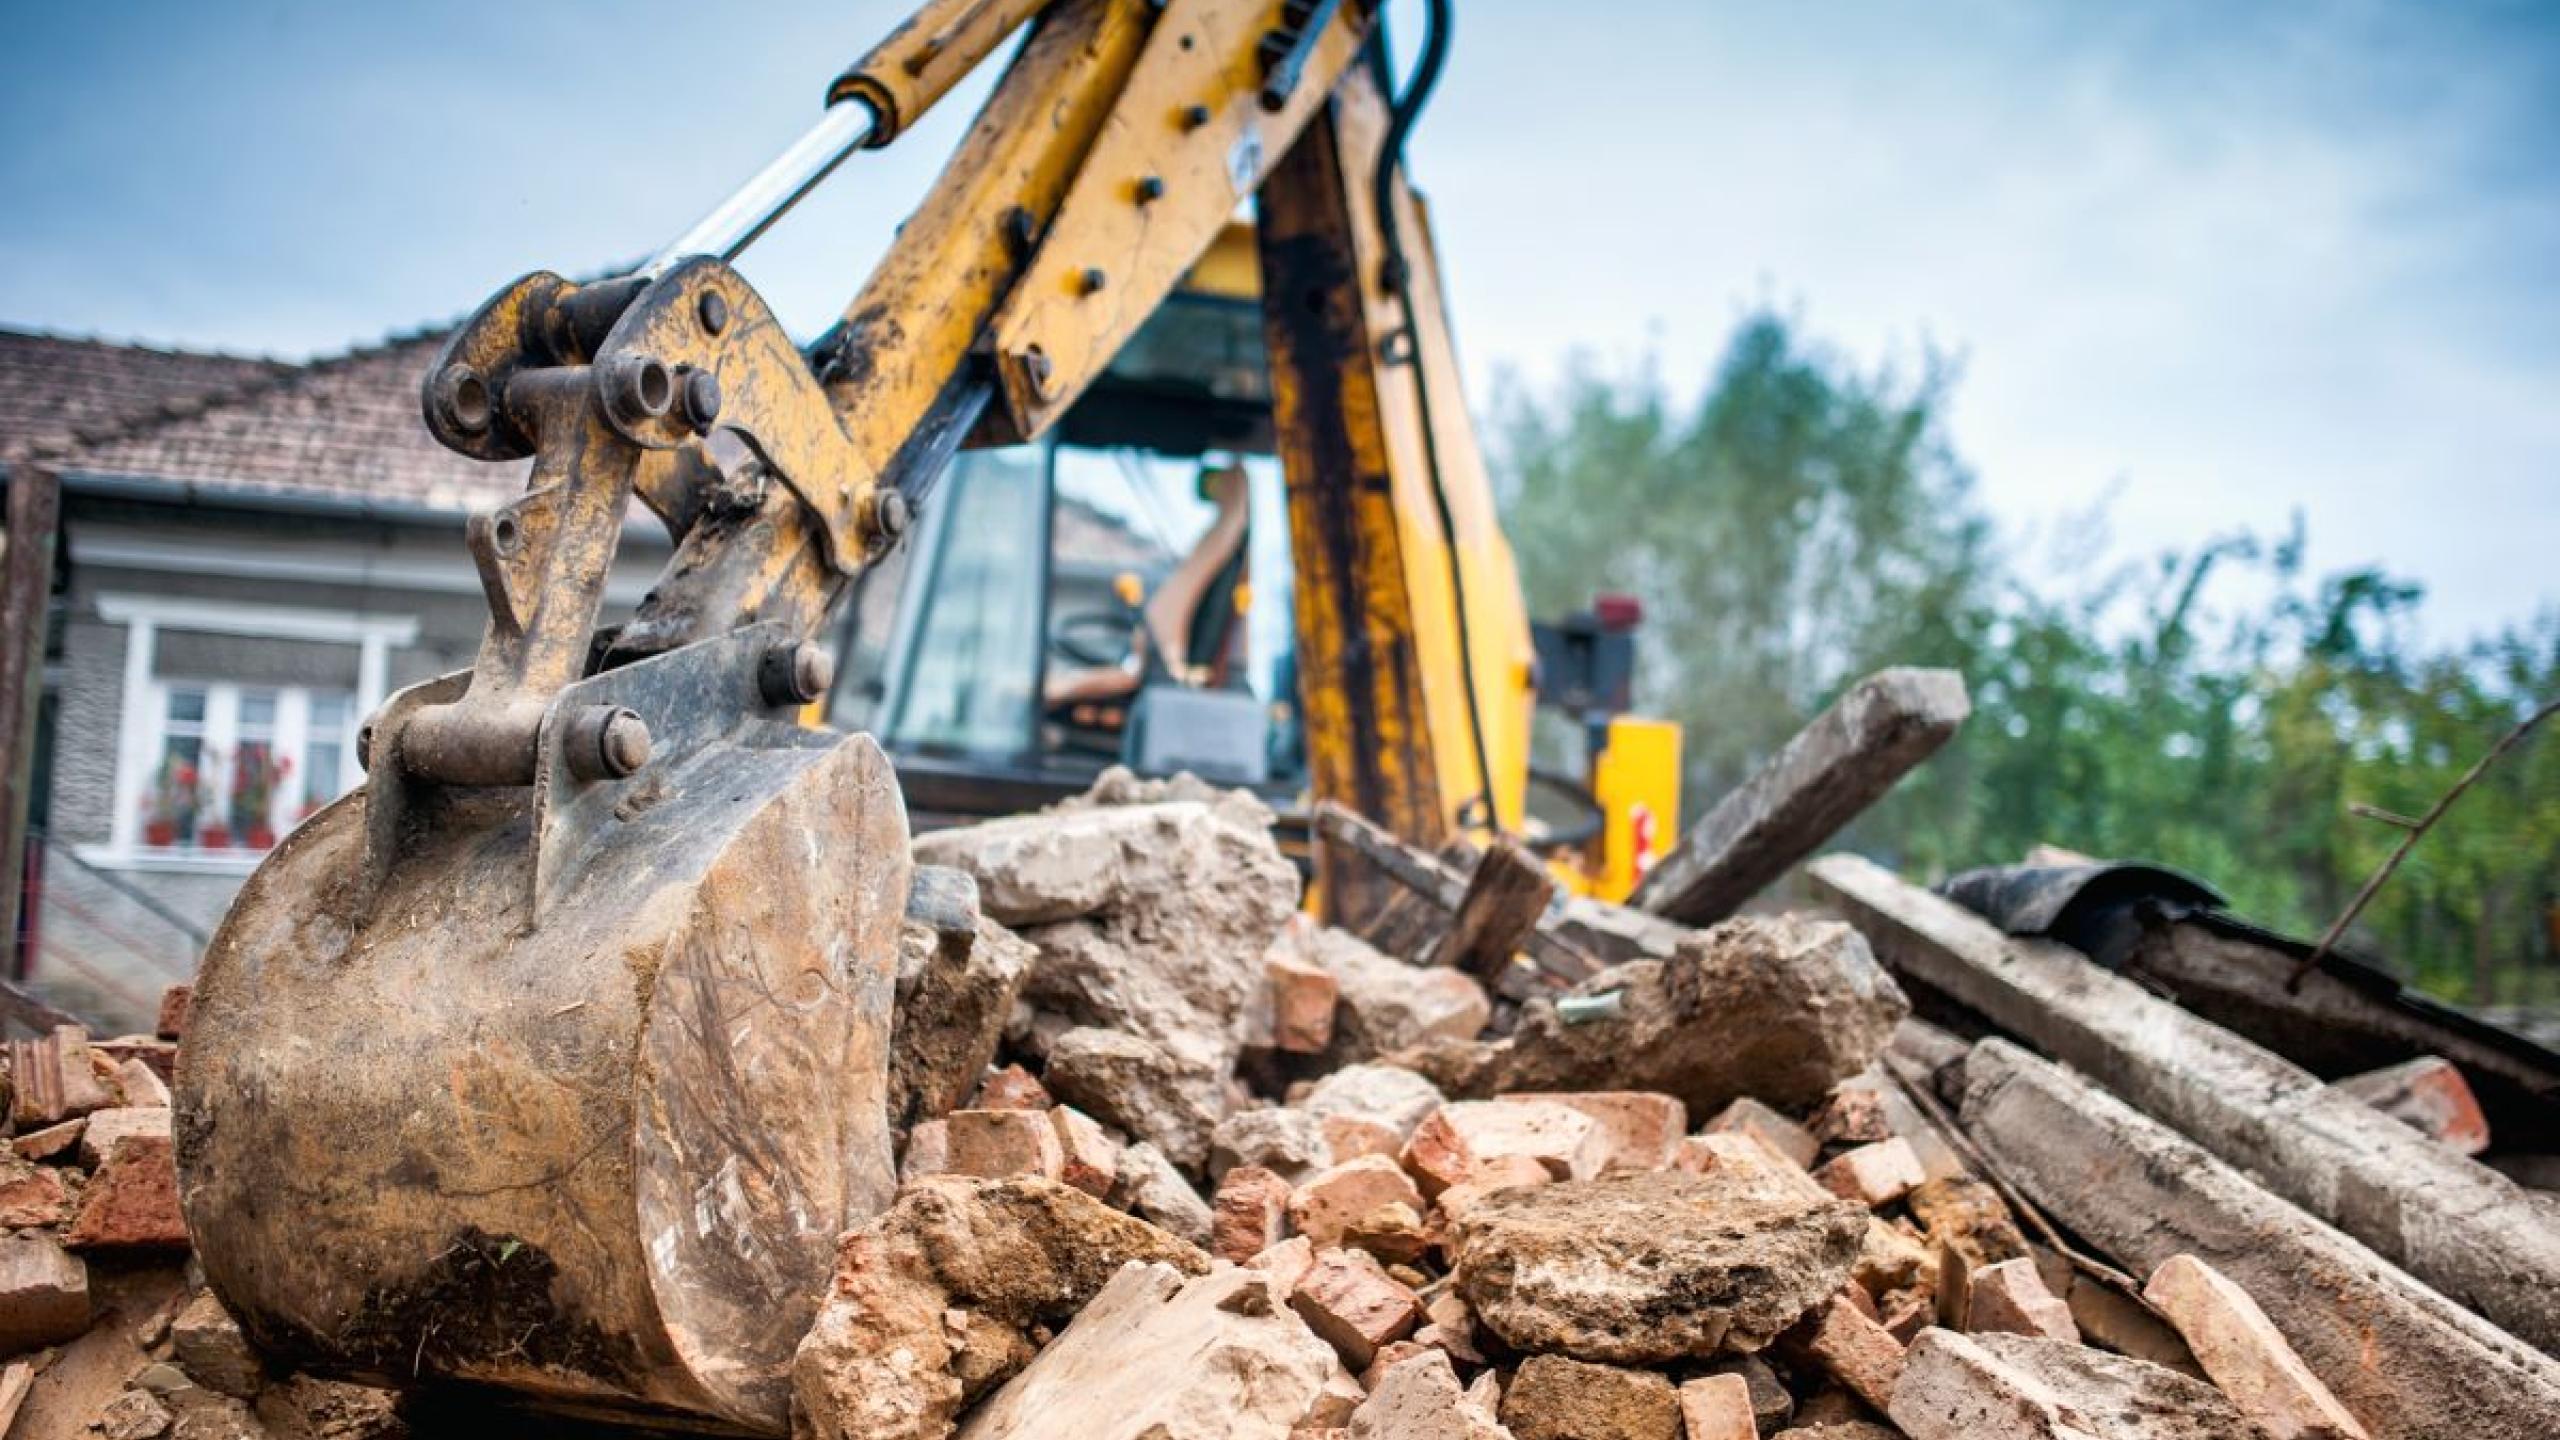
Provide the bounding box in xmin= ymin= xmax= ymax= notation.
xmin=0 ymin=325 xmax=529 ymax=512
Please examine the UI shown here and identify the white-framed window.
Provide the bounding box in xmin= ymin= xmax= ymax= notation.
xmin=134 ymin=679 xmax=362 ymax=852
xmin=85 ymin=594 xmax=420 ymax=874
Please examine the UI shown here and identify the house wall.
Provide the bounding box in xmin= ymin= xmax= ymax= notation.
xmin=29 ymin=499 xmax=672 ymax=1032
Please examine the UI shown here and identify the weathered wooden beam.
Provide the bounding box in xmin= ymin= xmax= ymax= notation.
xmin=1959 ymin=1038 xmax=2560 ymax=1440
xmin=1811 ymin=851 xmax=2560 ymax=1357
xmin=1632 ymin=667 xmax=1968 ymax=925
xmin=0 ymin=461 xmax=60 ymax=979
xmin=1311 ymin=803 xmax=1599 ymax=989
xmin=1428 ymin=835 xmax=1555 ymax=982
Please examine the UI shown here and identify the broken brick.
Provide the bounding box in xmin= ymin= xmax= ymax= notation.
xmin=1813 ymin=1137 xmax=1925 ymax=1208
xmin=1267 ymin=953 xmax=1340 ymax=1055
xmin=901 ymin=1118 xmax=951 ymax=1181
xmin=1783 ymin=1291 xmax=1906 ymax=1414
xmin=944 ymin=1108 xmax=1066 ymax=1182
xmin=0 ymin=1233 xmax=89 ymax=1353
xmin=1968 ymin=1257 xmax=2078 ymax=1342
xmin=1809 ymin=1085 xmax=1894 ymax=1147
xmin=1432 ymin=1099 xmax=1608 ymax=1182
xmin=1249 ymin=1234 xmax=1318 ymax=1295
xmin=1341 ymin=1202 xmax=1430 ymax=1267
xmin=1214 ymin=1165 xmax=1295 ymax=1263
xmin=1290 ymin=1155 xmax=1425 ymax=1249
xmin=64 ymin=1133 xmax=189 ymax=1249
xmin=1321 ymin=1113 xmax=1404 ymax=1164
xmin=0 ymin=1158 xmax=71 ymax=1228
xmin=6 ymin=1025 xmax=117 ymax=1127
xmin=1289 ymin=1247 xmax=1424 ymax=1370
xmin=1703 ymin=1096 xmax=1822 ymax=1169
xmin=2332 ymin=1056 xmax=2488 ymax=1157
xmin=1398 ymin=1107 xmax=1479 ymax=1197
xmin=1047 ymin=1106 xmax=1119 ymax=1199
xmin=79 ymin=1105 xmax=172 ymax=1168
xmin=2144 ymin=1254 xmax=2371 ymax=1440
xmin=1677 ymin=1373 xmax=1758 ymax=1440
xmin=1431 ymin=1154 xmax=1553 ymax=1222
xmin=1505 ymin=1091 xmax=1686 ymax=1173
xmin=974 ymin=1064 xmax=1053 ymax=1111
xmin=9 ymin=1117 xmax=83 ymax=1163
xmin=157 ymin=984 xmax=193 ymax=1041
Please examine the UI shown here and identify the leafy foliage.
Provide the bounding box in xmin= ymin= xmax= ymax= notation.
xmin=1492 ymin=312 xmax=2559 ymax=1010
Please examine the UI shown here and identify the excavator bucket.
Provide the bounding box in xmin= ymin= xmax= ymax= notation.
xmin=172 ymin=631 xmax=912 ymax=1432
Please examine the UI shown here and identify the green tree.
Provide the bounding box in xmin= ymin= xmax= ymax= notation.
xmin=1493 ymin=310 xmax=2560 ymax=1012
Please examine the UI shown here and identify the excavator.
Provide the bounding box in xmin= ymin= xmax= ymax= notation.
xmin=173 ymin=0 xmax=1679 ymax=1432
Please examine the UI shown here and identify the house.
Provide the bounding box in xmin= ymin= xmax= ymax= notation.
xmin=0 ymin=325 xmax=670 ymax=1030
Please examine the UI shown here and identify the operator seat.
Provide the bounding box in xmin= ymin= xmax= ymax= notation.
xmin=1045 ymin=462 xmax=1250 ymax=712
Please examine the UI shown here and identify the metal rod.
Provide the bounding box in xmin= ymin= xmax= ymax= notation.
xmin=645 ymin=99 xmax=880 ymax=274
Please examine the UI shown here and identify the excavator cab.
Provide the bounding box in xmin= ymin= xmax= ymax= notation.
xmin=827 ymin=229 xmax=1308 ymax=825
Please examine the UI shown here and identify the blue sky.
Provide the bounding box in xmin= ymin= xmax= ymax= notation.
xmin=5 ymin=0 xmax=2554 ymax=640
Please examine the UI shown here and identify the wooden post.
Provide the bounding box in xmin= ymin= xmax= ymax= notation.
xmin=1429 ymin=836 xmax=1556 ymax=983
xmin=1632 ymin=668 xmax=1968 ymax=925
xmin=0 ymin=460 xmax=61 ymax=981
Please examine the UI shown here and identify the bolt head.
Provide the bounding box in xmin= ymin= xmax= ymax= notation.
xmin=1135 ymin=175 xmax=1166 ymax=203
xmin=870 ymin=488 xmax=911 ymax=541
xmin=697 ymin=290 xmax=730 ymax=335
xmin=1080 ymin=267 xmax=1108 ymax=295
xmin=599 ymin=710 xmax=652 ymax=776
xmin=682 ymin=368 xmax=723 ymax=430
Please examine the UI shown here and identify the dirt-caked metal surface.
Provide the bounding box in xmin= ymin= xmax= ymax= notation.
xmin=173 ymin=671 xmax=909 ymax=1431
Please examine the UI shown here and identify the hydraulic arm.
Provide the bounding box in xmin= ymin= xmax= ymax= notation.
xmin=172 ymin=0 xmax=1533 ymax=1429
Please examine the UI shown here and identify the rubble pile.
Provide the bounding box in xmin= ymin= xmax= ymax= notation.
xmin=4 ymin=767 xmax=2554 ymax=1440
xmin=0 ymin=1003 xmax=404 ymax=1440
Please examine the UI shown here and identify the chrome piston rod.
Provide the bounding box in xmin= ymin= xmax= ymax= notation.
xmin=645 ymin=97 xmax=880 ymax=274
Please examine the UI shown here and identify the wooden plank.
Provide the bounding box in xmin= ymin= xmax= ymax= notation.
xmin=1632 ymin=667 xmax=1967 ymax=924
xmin=1311 ymin=803 xmax=1599 ymax=987
xmin=1812 ymin=850 xmax=2560 ymax=1357
xmin=1428 ymin=836 xmax=1555 ymax=982
xmin=0 ymin=461 xmax=60 ymax=979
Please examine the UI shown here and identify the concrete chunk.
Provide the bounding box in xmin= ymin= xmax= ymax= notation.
xmin=1111 ymin=1140 xmax=1213 ymax=1246
xmin=793 ymin=1177 xmax=1208 ymax=1440
xmin=1498 ymin=1356 xmax=1678 ymax=1440
xmin=1413 ymin=915 xmax=1907 ymax=1117
xmin=953 ymin=1262 xmax=1336 ymax=1440
xmin=1887 ymin=1328 xmax=2099 ymax=1440
xmin=2143 ymin=1255 xmax=2371 ymax=1440
xmin=1349 ymin=1349 xmax=1511 ymax=1440
xmin=1315 ymin=925 xmax=1494 ymax=1060
xmin=1452 ymin=1169 xmax=1864 ymax=1365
